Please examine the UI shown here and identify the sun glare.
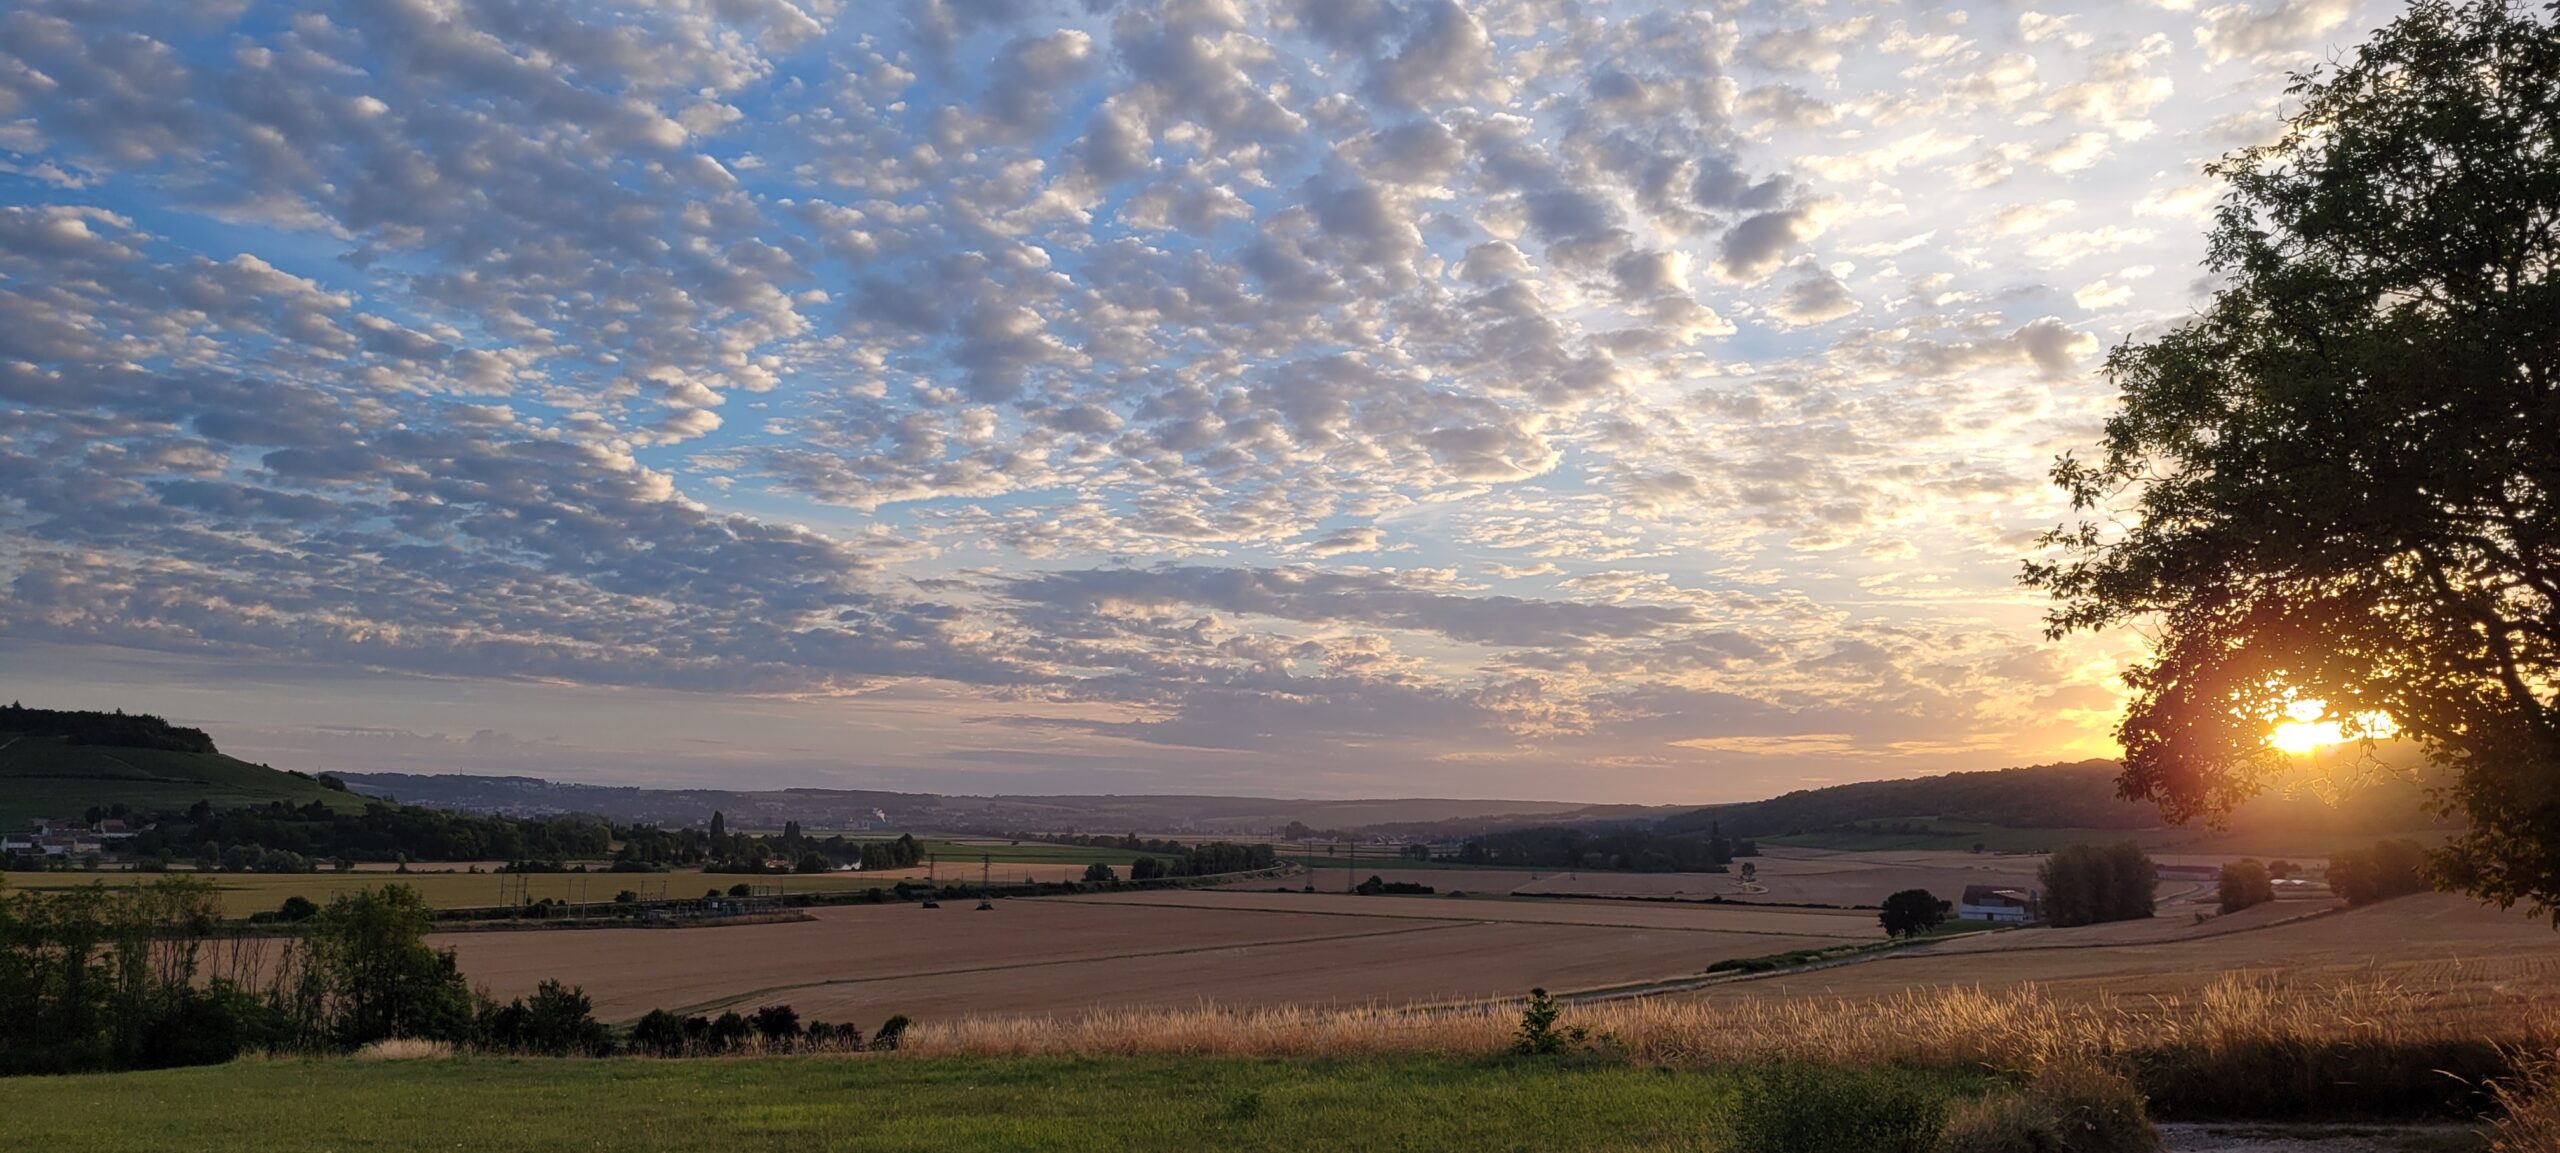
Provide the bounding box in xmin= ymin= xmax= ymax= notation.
xmin=2267 ymin=700 xmax=2393 ymax=755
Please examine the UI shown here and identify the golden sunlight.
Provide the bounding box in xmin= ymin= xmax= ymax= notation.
xmin=2267 ymin=699 xmax=2394 ymax=755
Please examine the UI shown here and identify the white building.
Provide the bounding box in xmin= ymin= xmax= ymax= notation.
xmin=1958 ymin=884 xmax=2038 ymax=923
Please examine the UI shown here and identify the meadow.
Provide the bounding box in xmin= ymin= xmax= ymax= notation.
xmin=0 ymin=1053 xmax=1956 ymax=1153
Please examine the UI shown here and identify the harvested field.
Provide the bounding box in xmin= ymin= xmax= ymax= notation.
xmin=1511 ymin=846 xmax=2052 ymax=907
xmin=6 ymin=864 xmax=1098 ymax=917
xmin=1686 ymin=893 xmax=2559 ymax=1018
xmin=1253 ymin=864 xmax=1548 ymax=892
xmin=1060 ymin=888 xmax=1882 ymax=937
xmin=442 ymin=892 xmax=1857 ymax=1023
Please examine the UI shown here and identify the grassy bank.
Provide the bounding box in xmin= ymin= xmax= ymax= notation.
xmin=0 ymin=1054 xmax=1978 ymax=1153
xmin=910 ymin=975 xmax=2551 ymax=1120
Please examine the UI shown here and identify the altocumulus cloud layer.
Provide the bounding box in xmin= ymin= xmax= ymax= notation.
xmin=0 ymin=0 xmax=2390 ymax=798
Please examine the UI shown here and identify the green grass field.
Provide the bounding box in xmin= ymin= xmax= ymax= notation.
xmin=0 ymin=1054 xmax=1982 ymax=1153
xmin=0 ymin=733 xmax=347 ymax=825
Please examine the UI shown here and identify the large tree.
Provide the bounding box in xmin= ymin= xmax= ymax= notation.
xmin=2026 ymin=0 xmax=2560 ymax=918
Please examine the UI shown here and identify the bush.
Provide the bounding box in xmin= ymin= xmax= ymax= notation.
xmin=1355 ymin=874 xmax=1433 ymax=895
xmin=1512 ymin=988 xmax=1583 ymax=1056
xmin=1938 ymin=1064 xmax=2159 ymax=1153
xmin=1727 ymin=1064 xmax=1949 ymax=1153
xmin=750 ymin=1004 xmax=801 ymax=1047
xmin=629 ymin=1009 xmax=687 ymax=1057
xmin=705 ymin=1010 xmax=751 ymax=1053
xmin=2217 ymin=860 xmax=2274 ymax=914
xmin=872 ymin=1014 xmax=910 ymax=1052
xmin=1083 ymin=862 xmax=1116 ymax=883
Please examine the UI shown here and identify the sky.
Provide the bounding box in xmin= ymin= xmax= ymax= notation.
xmin=0 ymin=0 xmax=2402 ymax=802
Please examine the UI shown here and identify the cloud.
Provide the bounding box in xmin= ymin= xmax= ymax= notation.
xmin=0 ymin=0 xmax=2281 ymax=795
xmin=2196 ymin=0 xmax=2356 ymax=64
xmin=1715 ymin=201 xmax=1836 ymax=282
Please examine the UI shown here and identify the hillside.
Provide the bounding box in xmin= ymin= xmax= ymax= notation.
xmin=337 ymin=772 xmax=1677 ymax=834
xmin=1660 ymin=757 xmax=2454 ymax=846
xmin=0 ymin=711 xmax=348 ymax=824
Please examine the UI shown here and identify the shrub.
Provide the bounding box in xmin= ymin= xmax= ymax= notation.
xmin=1727 ymin=1064 xmax=1948 ymax=1153
xmin=1511 ymin=987 xmax=1590 ymax=1056
xmin=477 ymin=980 xmax=611 ymax=1056
xmin=872 ymin=1014 xmax=910 ymax=1052
xmin=1938 ymin=1063 xmax=2159 ymax=1153
xmin=629 ymin=1009 xmax=686 ymax=1057
xmin=750 ymin=1004 xmax=802 ymax=1047
xmin=2217 ymin=860 xmax=2274 ymax=914
xmin=1355 ymin=874 xmax=1433 ymax=895
xmin=705 ymin=1010 xmax=751 ymax=1053
xmin=1083 ymin=862 xmax=1116 ymax=883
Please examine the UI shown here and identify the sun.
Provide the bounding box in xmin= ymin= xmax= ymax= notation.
xmin=2266 ymin=700 xmax=2392 ymax=754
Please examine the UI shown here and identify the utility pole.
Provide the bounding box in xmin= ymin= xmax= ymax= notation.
xmin=1346 ymin=840 xmax=1357 ymax=894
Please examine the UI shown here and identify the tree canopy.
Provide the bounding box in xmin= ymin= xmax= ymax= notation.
xmin=2025 ymin=0 xmax=2560 ymax=918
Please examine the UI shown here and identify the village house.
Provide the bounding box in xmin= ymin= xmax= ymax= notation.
xmin=1958 ymin=884 xmax=2039 ymax=924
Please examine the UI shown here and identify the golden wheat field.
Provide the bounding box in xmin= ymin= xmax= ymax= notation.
xmin=1687 ymin=893 xmax=2560 ymax=1018
xmin=888 ymin=898 xmax=2560 ymax=1077
xmin=441 ymin=891 xmax=1875 ymax=1023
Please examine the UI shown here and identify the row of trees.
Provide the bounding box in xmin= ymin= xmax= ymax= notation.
xmin=1126 ymin=841 xmax=1278 ymax=879
xmin=0 ymin=879 xmax=476 ymax=1074
xmin=1453 ymin=826 xmax=1753 ymax=872
xmin=626 ymin=1004 xmax=908 ymax=1057
xmin=0 ymin=876 xmax=923 ymax=1075
xmin=117 ymin=799 xmax=613 ymax=867
xmin=618 ymin=817 xmax=927 ymax=874
xmin=0 ymin=703 xmax=215 ymax=753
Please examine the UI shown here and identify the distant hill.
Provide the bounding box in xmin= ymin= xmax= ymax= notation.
xmin=1660 ymin=757 xmax=2455 ymax=847
xmin=0 ymin=706 xmax=348 ymax=824
xmin=336 ymin=772 xmax=1680 ymax=835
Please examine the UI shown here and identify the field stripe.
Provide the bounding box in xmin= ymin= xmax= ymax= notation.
xmin=1049 ymin=894 xmax=1877 ymax=939
xmin=662 ymin=921 xmax=1471 ymax=1017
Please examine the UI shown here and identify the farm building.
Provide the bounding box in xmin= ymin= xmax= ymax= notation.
xmin=1958 ymin=885 xmax=2038 ymax=924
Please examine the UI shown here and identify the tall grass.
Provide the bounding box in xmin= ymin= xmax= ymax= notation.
xmin=2485 ymin=1047 xmax=2560 ymax=1153
xmin=906 ymin=974 xmax=2554 ymax=1118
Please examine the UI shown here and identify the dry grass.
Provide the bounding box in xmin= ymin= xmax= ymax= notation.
xmin=2485 ymin=1047 xmax=2560 ymax=1153
xmin=905 ymin=974 xmax=2554 ymax=1119
xmin=907 ymin=974 xmax=2507 ymax=1066
xmin=351 ymin=1038 xmax=454 ymax=1061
